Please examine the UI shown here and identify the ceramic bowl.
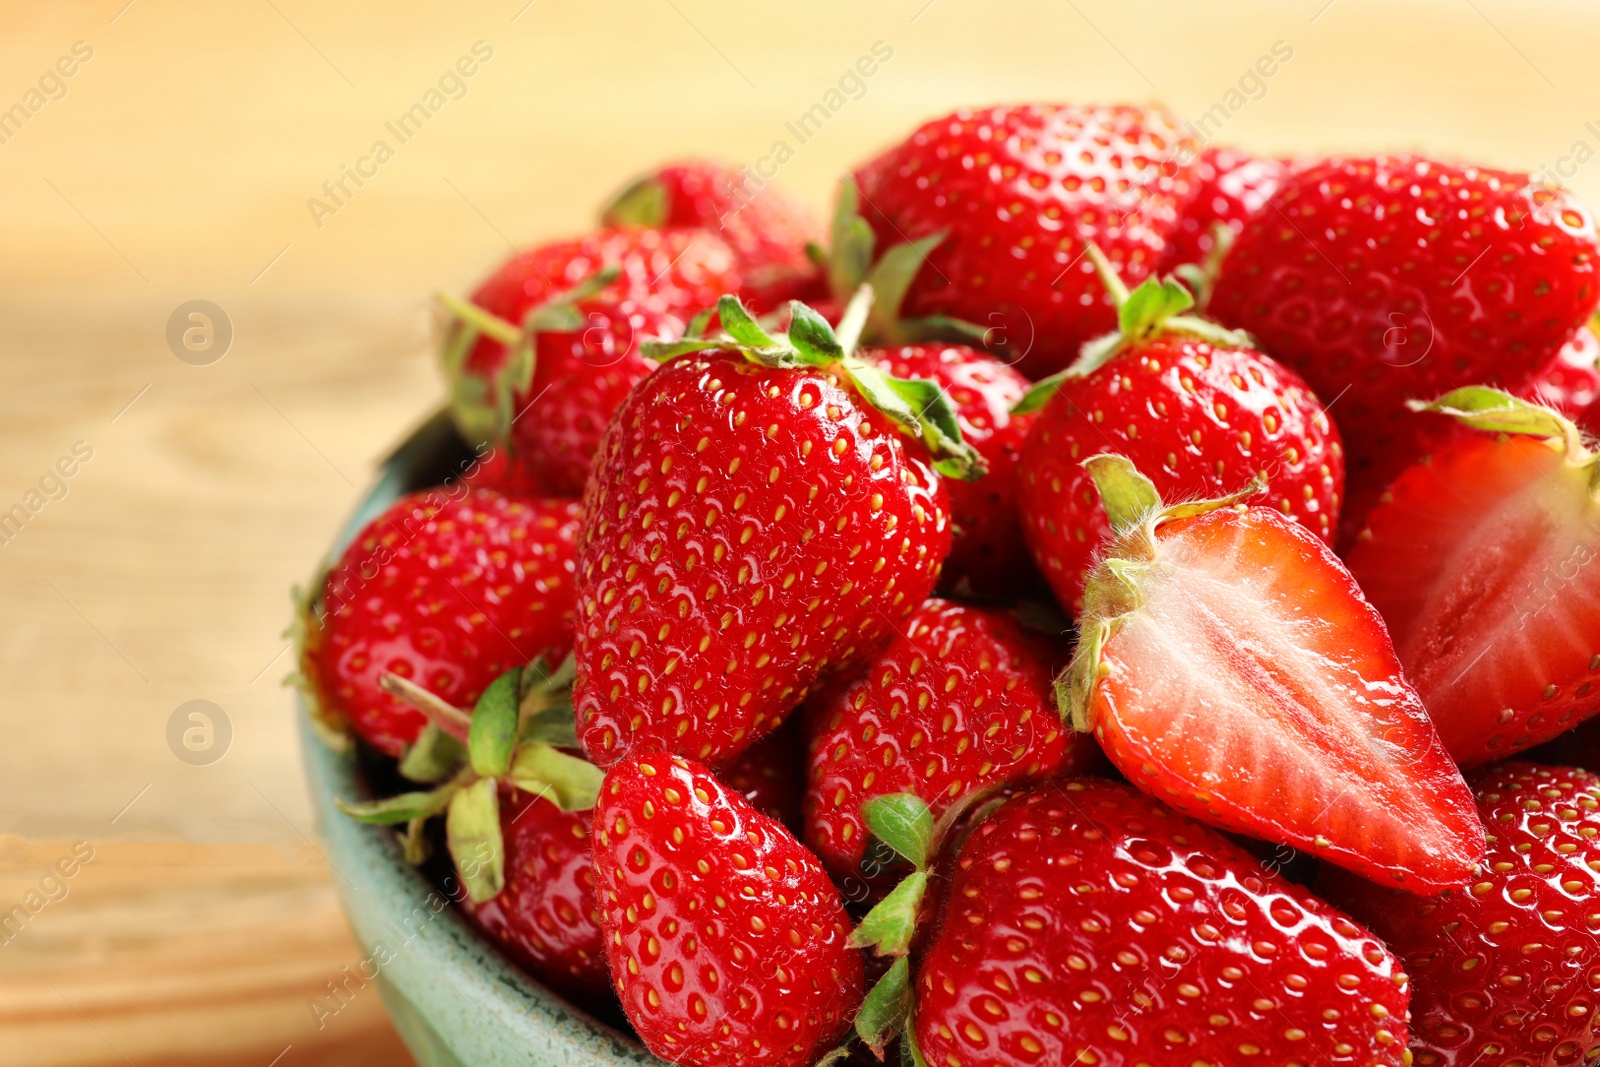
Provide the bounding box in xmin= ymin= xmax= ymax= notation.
xmin=298 ymin=410 xmax=660 ymax=1067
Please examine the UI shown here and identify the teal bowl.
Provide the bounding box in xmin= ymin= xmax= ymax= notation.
xmin=298 ymin=410 xmax=660 ymax=1067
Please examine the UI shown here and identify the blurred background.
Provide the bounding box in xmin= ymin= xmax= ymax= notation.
xmin=2 ymin=0 xmax=1597 ymax=1062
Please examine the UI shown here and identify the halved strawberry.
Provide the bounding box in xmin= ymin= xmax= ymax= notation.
xmin=1347 ymin=387 xmax=1600 ymax=767
xmin=1060 ymin=454 xmax=1484 ymax=890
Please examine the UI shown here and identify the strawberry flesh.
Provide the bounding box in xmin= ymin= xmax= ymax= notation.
xmin=1084 ymin=505 xmax=1483 ymax=890
xmin=1347 ymin=432 xmax=1600 ymax=766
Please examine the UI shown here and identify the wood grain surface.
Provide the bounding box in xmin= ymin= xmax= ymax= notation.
xmin=3 ymin=0 xmax=1599 ymax=1062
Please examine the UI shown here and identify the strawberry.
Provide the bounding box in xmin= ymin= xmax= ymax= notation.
xmin=1059 ymin=454 xmax=1483 ymax=890
xmin=802 ymin=597 xmax=1096 ymax=880
xmin=1015 ymin=251 xmax=1343 ymax=614
xmin=1325 ymin=762 xmax=1600 ymax=1067
xmin=1338 ymin=326 xmax=1600 ymax=544
xmin=335 ymin=658 xmax=609 ymax=1002
xmin=441 ymin=227 xmax=742 ymax=496
xmin=848 ymin=103 xmax=1201 ymax=378
xmin=912 ymin=779 xmax=1413 ymax=1067
xmin=573 ymin=294 xmax=974 ymax=769
xmin=298 ymin=490 xmax=581 ymax=757
xmin=1530 ymin=323 xmax=1600 ymax=414
xmin=459 ymin=785 xmax=609 ymax=1001
xmin=1346 ymin=388 xmax=1600 ymax=767
xmin=1159 ymin=144 xmax=1286 ymax=274
xmin=862 ymin=343 xmax=1037 ymax=596
xmin=1208 ymin=156 xmax=1600 ymax=513
xmin=602 ymin=160 xmax=823 ymax=311
xmin=592 ymin=752 xmax=864 ymax=1067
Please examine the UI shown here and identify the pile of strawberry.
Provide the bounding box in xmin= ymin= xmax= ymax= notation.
xmin=295 ymin=106 xmax=1600 ymax=1067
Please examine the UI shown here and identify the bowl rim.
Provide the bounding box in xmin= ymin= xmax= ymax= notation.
xmin=297 ymin=408 xmax=662 ymax=1067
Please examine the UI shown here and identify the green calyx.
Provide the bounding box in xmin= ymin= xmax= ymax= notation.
xmin=600 ymin=176 xmax=668 ymax=228
xmin=438 ymin=266 xmax=622 ymax=446
xmin=1413 ymin=385 xmax=1598 ymax=469
xmin=1012 ymin=243 xmax=1256 ymax=416
xmin=1055 ymin=454 xmax=1267 ymax=732
xmin=642 ymin=289 xmax=987 ymax=481
xmin=338 ymin=652 xmax=602 ymax=904
xmin=840 ymin=785 xmax=1011 ymax=1060
xmin=810 ymin=179 xmax=988 ymax=349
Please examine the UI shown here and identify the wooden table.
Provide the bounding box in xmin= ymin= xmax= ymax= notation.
xmin=5 ymin=0 xmax=1600 ymax=1062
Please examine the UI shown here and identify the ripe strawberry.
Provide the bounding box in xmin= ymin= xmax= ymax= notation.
xmin=721 ymin=719 xmax=805 ymax=829
xmin=602 ymin=160 xmax=823 ymax=311
xmin=1159 ymin=144 xmax=1286 ymax=273
xmin=1338 ymin=326 xmax=1600 ymax=544
xmin=592 ymin=752 xmax=864 ymax=1067
xmin=573 ymin=297 xmax=972 ymax=769
xmin=803 ymin=597 xmax=1096 ymax=879
xmin=1346 ymin=388 xmax=1600 ymax=767
xmin=442 ymin=227 xmax=742 ymax=496
xmin=862 ymin=343 xmax=1037 ymax=596
xmin=299 ymin=490 xmax=581 ymax=756
xmin=850 ymin=103 xmax=1201 ymax=378
xmin=1326 ymin=762 xmax=1600 ymax=1067
xmin=1060 ymin=454 xmax=1483 ymax=890
xmin=459 ymin=784 xmax=609 ymax=1001
xmin=1015 ymin=255 xmax=1343 ymax=614
xmin=914 ymin=779 xmax=1413 ymax=1067
xmin=1530 ymin=324 xmax=1600 ymax=414
xmin=1209 ymin=156 xmax=1600 ymax=508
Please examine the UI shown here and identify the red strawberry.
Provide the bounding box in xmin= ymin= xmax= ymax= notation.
xmin=803 ymin=597 xmax=1096 ymax=879
xmin=914 ymin=779 xmax=1413 ymax=1067
xmin=1060 ymin=454 xmax=1483 ymax=890
xmin=299 ymin=490 xmax=580 ymax=756
xmin=1159 ymin=144 xmax=1286 ymax=273
xmin=459 ymin=785 xmax=609 ymax=1001
xmin=720 ymin=719 xmax=805 ymax=829
xmin=849 ymin=103 xmax=1201 ymax=378
xmin=1015 ymin=254 xmax=1343 ymax=614
xmin=1339 ymin=326 xmax=1600 ymax=543
xmin=460 ymin=442 xmax=546 ymax=497
xmin=1209 ymin=156 xmax=1600 ymax=510
xmin=573 ymin=297 xmax=971 ymax=769
xmin=1346 ymin=388 xmax=1600 ymax=767
xmin=602 ymin=160 xmax=823 ymax=311
xmin=1530 ymin=323 xmax=1600 ymax=414
xmin=1326 ymin=762 xmax=1600 ymax=1067
xmin=862 ymin=344 xmax=1037 ymax=596
xmin=592 ymin=752 xmax=864 ymax=1067
xmin=443 ymin=227 xmax=742 ymax=496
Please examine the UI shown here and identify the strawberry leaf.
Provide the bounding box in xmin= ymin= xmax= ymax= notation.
xmin=862 ymin=793 xmax=933 ymax=870
xmin=1118 ymin=274 xmax=1195 ymax=338
xmin=843 ymin=361 xmax=986 ymax=481
xmin=901 ymin=1024 xmax=930 ymax=1067
xmin=827 ymin=179 xmax=876 ymax=299
xmin=854 ymin=956 xmax=912 ymax=1056
xmin=398 ymin=723 xmax=466 ymax=783
xmin=337 ymin=784 xmax=455 ymax=825
xmin=600 ymin=177 xmax=667 ymax=228
xmin=1413 ymin=386 xmax=1583 ymax=445
xmin=506 ymin=741 xmax=604 ymax=812
xmin=447 ymin=776 xmax=505 ymax=903
xmin=867 ymin=230 xmax=946 ymax=338
xmin=1012 ymin=369 xmax=1073 ymax=416
xmin=719 ymin=295 xmax=780 ymax=350
xmin=468 ymin=667 xmax=522 ymax=778
xmin=788 ymin=302 xmax=847 ymax=366
xmin=1083 ymin=454 xmax=1162 ymax=533
xmin=847 ymin=871 xmax=928 ymax=957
